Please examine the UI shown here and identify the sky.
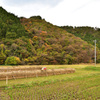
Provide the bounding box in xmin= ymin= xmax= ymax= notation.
xmin=0 ymin=0 xmax=100 ymax=27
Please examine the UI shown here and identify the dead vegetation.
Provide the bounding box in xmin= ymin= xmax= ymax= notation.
xmin=0 ymin=67 xmax=75 ymax=80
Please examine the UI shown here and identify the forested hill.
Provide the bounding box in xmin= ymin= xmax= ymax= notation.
xmin=0 ymin=7 xmax=100 ymax=65
xmin=60 ymin=26 xmax=100 ymax=49
xmin=0 ymin=7 xmax=28 ymax=38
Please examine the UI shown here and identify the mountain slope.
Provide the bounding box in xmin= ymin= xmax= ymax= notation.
xmin=0 ymin=7 xmax=100 ymax=65
xmin=0 ymin=7 xmax=28 ymax=39
xmin=60 ymin=26 xmax=100 ymax=49
xmin=20 ymin=17 xmax=100 ymax=64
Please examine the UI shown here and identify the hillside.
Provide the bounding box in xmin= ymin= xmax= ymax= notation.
xmin=20 ymin=17 xmax=100 ymax=64
xmin=0 ymin=7 xmax=28 ymax=39
xmin=0 ymin=7 xmax=100 ymax=65
xmin=60 ymin=26 xmax=100 ymax=49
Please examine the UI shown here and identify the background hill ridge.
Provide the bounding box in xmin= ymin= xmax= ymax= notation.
xmin=0 ymin=7 xmax=100 ymax=65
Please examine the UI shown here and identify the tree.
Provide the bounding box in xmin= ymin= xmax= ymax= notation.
xmin=0 ymin=44 xmax=6 ymax=64
xmin=6 ymin=32 xmax=17 ymax=39
xmin=5 ymin=56 xmax=21 ymax=65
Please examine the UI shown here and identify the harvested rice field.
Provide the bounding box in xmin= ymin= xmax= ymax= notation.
xmin=0 ymin=64 xmax=100 ymax=100
xmin=0 ymin=67 xmax=75 ymax=80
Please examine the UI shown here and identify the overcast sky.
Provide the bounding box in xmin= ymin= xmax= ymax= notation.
xmin=0 ymin=0 xmax=100 ymax=27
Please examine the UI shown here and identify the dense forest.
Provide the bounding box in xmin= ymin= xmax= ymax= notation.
xmin=0 ymin=7 xmax=100 ymax=65
xmin=60 ymin=26 xmax=100 ymax=49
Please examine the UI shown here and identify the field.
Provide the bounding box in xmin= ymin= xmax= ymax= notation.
xmin=0 ymin=64 xmax=100 ymax=100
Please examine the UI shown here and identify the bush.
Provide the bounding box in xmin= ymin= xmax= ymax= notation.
xmin=6 ymin=32 xmax=17 ymax=39
xmin=30 ymin=16 xmax=42 ymax=20
xmin=0 ymin=53 xmax=6 ymax=64
xmin=5 ymin=56 xmax=21 ymax=65
xmin=0 ymin=44 xmax=6 ymax=64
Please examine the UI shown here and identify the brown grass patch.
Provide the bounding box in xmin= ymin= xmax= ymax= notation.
xmin=0 ymin=67 xmax=75 ymax=80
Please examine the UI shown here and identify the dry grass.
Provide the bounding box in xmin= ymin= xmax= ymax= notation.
xmin=0 ymin=66 xmax=42 ymax=72
xmin=0 ymin=63 xmax=99 ymax=81
xmin=0 ymin=64 xmax=99 ymax=86
xmin=0 ymin=68 xmax=75 ymax=80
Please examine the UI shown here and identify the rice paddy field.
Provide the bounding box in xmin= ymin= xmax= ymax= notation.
xmin=0 ymin=64 xmax=100 ymax=100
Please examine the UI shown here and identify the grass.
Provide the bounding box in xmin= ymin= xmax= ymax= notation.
xmin=0 ymin=64 xmax=100 ymax=100
xmin=83 ymin=66 xmax=100 ymax=71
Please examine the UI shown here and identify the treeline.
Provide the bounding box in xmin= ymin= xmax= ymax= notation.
xmin=60 ymin=26 xmax=100 ymax=49
xmin=0 ymin=7 xmax=100 ymax=65
xmin=0 ymin=7 xmax=28 ymax=39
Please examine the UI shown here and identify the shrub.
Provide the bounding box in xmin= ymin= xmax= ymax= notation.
xmin=6 ymin=32 xmax=17 ymax=39
xmin=30 ymin=16 xmax=42 ymax=20
xmin=0 ymin=44 xmax=6 ymax=64
xmin=0 ymin=53 xmax=6 ymax=64
xmin=5 ymin=56 xmax=21 ymax=65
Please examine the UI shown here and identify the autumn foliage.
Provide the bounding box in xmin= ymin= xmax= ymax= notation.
xmin=0 ymin=7 xmax=100 ymax=65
